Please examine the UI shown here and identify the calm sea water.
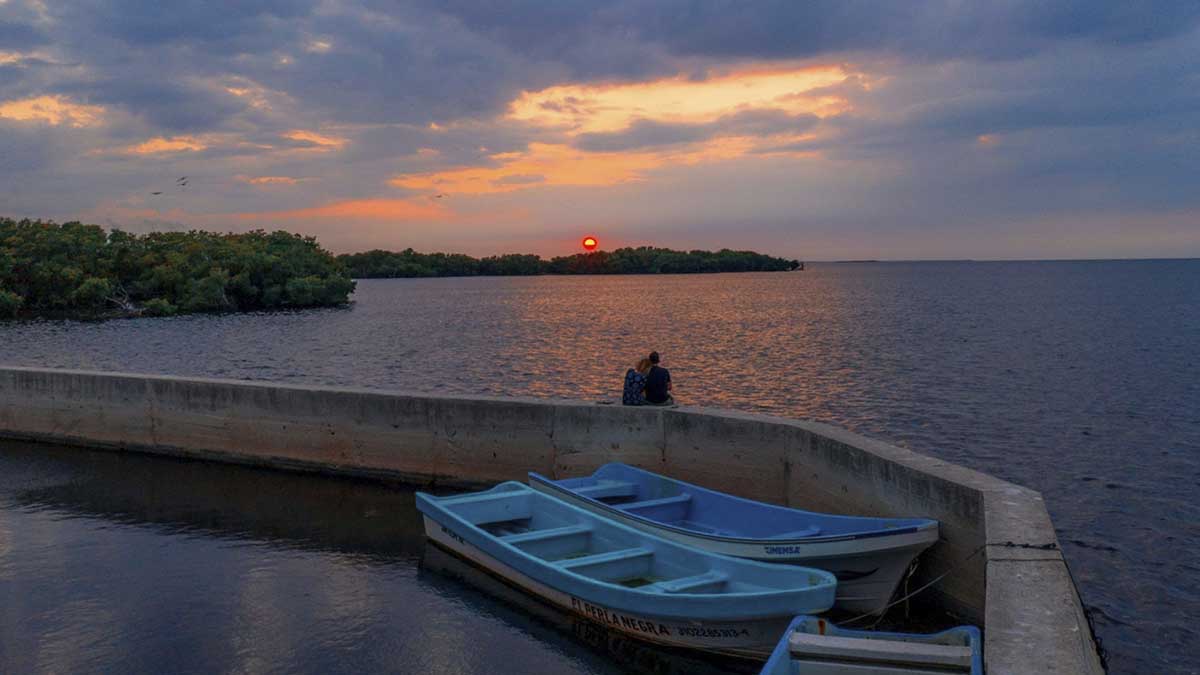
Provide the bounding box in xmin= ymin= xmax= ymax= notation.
xmin=1 ymin=261 xmax=1197 ymax=674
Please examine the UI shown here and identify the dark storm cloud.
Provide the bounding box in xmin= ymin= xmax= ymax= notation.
xmin=418 ymin=0 xmax=1200 ymax=65
xmin=54 ymin=78 xmax=244 ymax=132
xmin=646 ymin=1 xmax=1200 ymax=61
xmin=396 ymin=0 xmax=676 ymax=80
xmin=52 ymin=0 xmax=311 ymax=49
xmin=0 ymin=19 xmax=45 ymax=50
xmin=0 ymin=122 xmax=65 ymax=173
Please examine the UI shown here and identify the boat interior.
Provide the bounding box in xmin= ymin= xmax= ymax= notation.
xmin=778 ymin=617 xmax=980 ymax=675
xmin=433 ymin=486 xmax=825 ymax=595
xmin=542 ymin=465 xmax=934 ymax=540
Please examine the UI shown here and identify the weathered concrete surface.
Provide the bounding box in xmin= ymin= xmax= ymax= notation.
xmin=0 ymin=366 xmax=1103 ymax=674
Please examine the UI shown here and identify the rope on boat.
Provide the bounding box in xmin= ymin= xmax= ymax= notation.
xmin=836 ymin=538 xmax=1110 ymax=673
xmin=837 ymin=543 xmax=988 ymax=626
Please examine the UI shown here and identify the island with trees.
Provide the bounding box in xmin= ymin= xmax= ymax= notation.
xmin=338 ymin=247 xmax=802 ymax=278
xmin=1 ymin=218 xmax=802 ymax=321
xmin=0 ymin=218 xmax=355 ymax=319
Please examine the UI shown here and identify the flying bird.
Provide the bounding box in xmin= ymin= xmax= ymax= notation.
xmin=150 ymin=191 xmax=162 ymax=195
xmin=177 ymin=176 xmax=187 ymax=183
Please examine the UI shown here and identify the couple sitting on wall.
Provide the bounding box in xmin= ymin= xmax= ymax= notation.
xmin=622 ymin=351 xmax=674 ymax=406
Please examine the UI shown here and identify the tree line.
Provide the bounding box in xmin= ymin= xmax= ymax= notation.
xmin=338 ymin=247 xmax=802 ymax=278
xmin=0 ymin=218 xmax=355 ymax=319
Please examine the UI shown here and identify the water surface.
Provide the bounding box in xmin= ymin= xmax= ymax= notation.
xmin=0 ymin=441 xmax=746 ymax=674
xmin=1 ymin=260 xmax=1198 ymax=673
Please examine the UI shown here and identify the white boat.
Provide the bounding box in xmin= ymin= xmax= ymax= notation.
xmin=417 ymin=481 xmax=837 ymax=657
xmin=760 ymin=615 xmax=982 ymax=674
xmin=529 ymin=463 xmax=940 ymax=614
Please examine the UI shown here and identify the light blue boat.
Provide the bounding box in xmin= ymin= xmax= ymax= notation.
xmin=529 ymin=463 xmax=940 ymax=614
xmin=760 ymin=616 xmax=982 ymax=674
xmin=417 ymin=482 xmax=838 ymax=657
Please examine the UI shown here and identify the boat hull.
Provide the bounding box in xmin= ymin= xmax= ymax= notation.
xmin=424 ymin=514 xmax=793 ymax=658
xmin=529 ymin=474 xmax=939 ymax=615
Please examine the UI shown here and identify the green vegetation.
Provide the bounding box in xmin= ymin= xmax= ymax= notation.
xmin=0 ymin=218 xmax=355 ymax=319
xmin=339 ymin=247 xmax=801 ymax=278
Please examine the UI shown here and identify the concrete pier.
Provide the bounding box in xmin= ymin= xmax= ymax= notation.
xmin=0 ymin=366 xmax=1103 ymax=674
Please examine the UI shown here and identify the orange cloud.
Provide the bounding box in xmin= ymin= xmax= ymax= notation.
xmin=392 ymin=142 xmax=664 ymax=194
xmin=0 ymin=95 xmax=104 ymax=127
xmin=239 ymin=198 xmax=448 ymax=221
xmin=238 ymin=175 xmax=303 ymax=185
xmin=224 ymin=81 xmax=274 ymax=111
xmin=392 ymin=133 xmax=813 ymax=195
xmin=124 ymin=136 xmax=207 ymax=154
xmin=509 ymin=64 xmax=852 ymax=133
xmin=393 ymin=63 xmax=850 ymax=195
xmin=283 ymin=129 xmax=347 ymax=150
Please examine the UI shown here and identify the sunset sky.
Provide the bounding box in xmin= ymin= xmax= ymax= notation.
xmin=2 ymin=1 xmax=1198 ymax=259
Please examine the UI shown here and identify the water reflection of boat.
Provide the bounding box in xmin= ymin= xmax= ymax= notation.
xmin=417 ymin=482 xmax=836 ymax=658
xmin=530 ymin=463 xmax=939 ymax=615
xmin=420 ymin=543 xmax=754 ymax=675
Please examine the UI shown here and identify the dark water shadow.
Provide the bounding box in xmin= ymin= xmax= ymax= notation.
xmin=418 ymin=542 xmax=758 ymax=675
xmin=1 ymin=440 xmax=429 ymax=564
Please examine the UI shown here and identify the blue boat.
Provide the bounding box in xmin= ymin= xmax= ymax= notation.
xmin=528 ymin=463 xmax=940 ymax=614
xmin=760 ymin=616 xmax=982 ymax=674
xmin=417 ymin=482 xmax=838 ymax=657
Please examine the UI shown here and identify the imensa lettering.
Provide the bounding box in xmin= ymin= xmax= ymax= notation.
xmin=439 ymin=526 xmax=466 ymax=545
xmin=763 ymin=545 xmax=804 ymax=555
xmin=570 ymin=597 xmax=671 ymax=636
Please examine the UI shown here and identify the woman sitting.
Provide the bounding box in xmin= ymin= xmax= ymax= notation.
xmin=621 ymin=357 xmax=652 ymax=405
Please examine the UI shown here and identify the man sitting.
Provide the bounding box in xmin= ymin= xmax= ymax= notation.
xmin=644 ymin=351 xmax=674 ymax=406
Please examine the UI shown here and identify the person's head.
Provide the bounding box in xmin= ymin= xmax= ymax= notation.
xmin=635 ymin=357 xmax=652 ymax=374
xmin=649 ymin=351 xmax=661 ymax=365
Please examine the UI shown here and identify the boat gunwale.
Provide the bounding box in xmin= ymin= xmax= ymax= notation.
xmin=528 ymin=465 xmax=940 ymax=547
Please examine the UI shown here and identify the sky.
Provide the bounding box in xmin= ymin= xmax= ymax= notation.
xmin=1 ymin=1 xmax=1199 ymax=260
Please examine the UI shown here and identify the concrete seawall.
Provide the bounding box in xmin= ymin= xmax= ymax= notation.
xmin=0 ymin=366 xmax=1103 ymax=674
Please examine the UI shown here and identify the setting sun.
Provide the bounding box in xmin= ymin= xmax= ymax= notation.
xmin=582 ymin=236 xmax=598 ymax=251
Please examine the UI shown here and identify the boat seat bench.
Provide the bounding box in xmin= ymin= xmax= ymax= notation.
xmin=616 ymin=494 xmax=691 ymax=511
xmin=442 ymin=490 xmax=532 ymax=525
xmin=788 ymin=633 xmax=975 ymax=671
xmin=555 ymin=547 xmax=654 ymax=581
xmin=574 ymin=480 xmax=638 ymax=500
xmin=644 ymin=570 xmax=729 ymax=594
xmin=502 ymin=524 xmax=594 ymax=559
xmin=556 ymin=547 xmax=652 ymax=569
xmin=500 ymin=524 xmax=592 ymax=545
xmin=614 ymin=494 xmax=692 ymax=521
